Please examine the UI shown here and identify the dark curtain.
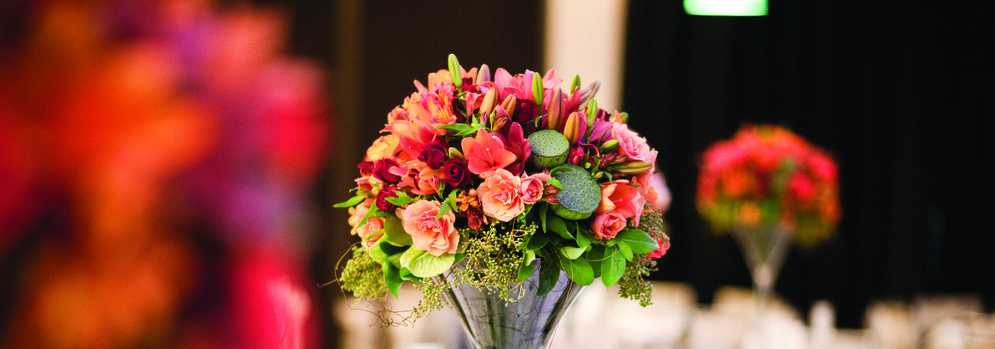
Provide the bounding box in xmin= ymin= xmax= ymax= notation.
xmin=623 ymin=1 xmax=992 ymax=328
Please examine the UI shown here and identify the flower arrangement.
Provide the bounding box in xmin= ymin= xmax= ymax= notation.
xmin=337 ymin=55 xmax=670 ymax=318
xmin=696 ymin=124 xmax=841 ymax=245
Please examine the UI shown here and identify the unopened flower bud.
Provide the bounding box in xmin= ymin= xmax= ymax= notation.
xmin=562 ymin=111 xmax=587 ymax=144
xmin=616 ymin=160 xmax=654 ymax=174
xmin=599 ymin=139 xmax=619 ymax=153
xmin=479 ymin=88 xmax=498 ymax=118
xmin=500 ymin=94 xmax=517 ymax=117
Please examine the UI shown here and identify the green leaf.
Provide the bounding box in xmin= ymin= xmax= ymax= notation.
xmin=355 ymin=205 xmax=380 ymax=231
xmin=538 ymin=203 xmax=549 ymax=233
xmin=382 ymin=214 xmax=412 ymax=246
xmin=558 ymin=253 xmax=594 ymax=286
xmin=518 ymin=259 xmax=537 ymax=281
xmin=400 ymin=248 xmax=455 ymax=278
xmin=587 ymin=245 xmax=606 ymax=277
xmin=368 ymin=238 xmax=388 ymax=264
xmin=575 ymin=226 xmax=592 ymax=249
xmin=601 ymin=247 xmax=626 ymax=287
xmin=436 ymin=123 xmax=473 ymax=135
xmin=526 ymin=232 xmax=549 ymax=250
xmin=333 ymin=195 xmax=366 ymax=208
xmin=615 ymin=229 xmax=659 ymax=254
xmin=537 ymin=254 xmax=560 ymax=296
xmin=560 ymin=245 xmax=587 ymax=260
xmin=383 ymin=262 xmax=402 ymax=297
xmin=547 ymin=178 xmax=564 ymax=191
xmin=384 ymin=190 xmax=415 ymax=206
xmin=617 ymin=241 xmax=633 ymax=261
xmin=436 ymin=199 xmax=453 ymax=220
xmin=546 ymin=215 xmax=573 ymax=240
xmin=399 ymin=268 xmax=421 ymax=282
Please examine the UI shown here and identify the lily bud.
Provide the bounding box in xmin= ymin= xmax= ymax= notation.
xmin=448 ymin=53 xmax=462 ymax=89
xmin=585 ymin=99 xmax=598 ymax=128
xmin=547 ymin=87 xmax=563 ymax=130
xmin=610 ymin=110 xmax=628 ymax=124
xmin=477 ymin=64 xmax=491 ymax=82
xmin=580 ymin=81 xmax=601 ymax=107
xmin=562 ymin=111 xmax=587 ymax=145
xmin=448 ymin=147 xmax=465 ymax=160
xmin=616 ymin=160 xmax=654 ymax=174
xmin=599 ymin=139 xmax=619 ymax=153
xmin=479 ymin=88 xmax=498 ymax=118
xmin=491 ymin=107 xmax=510 ymax=132
xmin=570 ymin=75 xmax=581 ymax=94
xmin=532 ymin=72 xmax=544 ymax=107
xmin=500 ymin=94 xmax=517 ymax=117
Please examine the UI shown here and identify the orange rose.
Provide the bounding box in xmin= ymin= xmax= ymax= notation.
xmin=476 ymin=168 xmax=524 ymax=222
xmin=402 ymin=200 xmax=458 ymax=256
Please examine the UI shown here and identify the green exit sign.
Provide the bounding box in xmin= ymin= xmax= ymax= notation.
xmin=684 ymin=0 xmax=768 ymax=16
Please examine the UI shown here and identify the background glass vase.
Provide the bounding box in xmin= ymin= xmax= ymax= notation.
xmin=440 ymin=259 xmax=585 ymax=349
xmin=731 ymin=224 xmax=793 ymax=309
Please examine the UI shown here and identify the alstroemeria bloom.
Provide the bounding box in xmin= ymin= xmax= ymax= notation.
xmin=402 ymin=200 xmax=458 ymax=256
xmin=597 ymin=180 xmax=645 ymax=226
xmin=397 ymin=160 xmax=444 ymax=196
xmin=591 ymin=211 xmax=626 ymax=240
xmin=476 ymin=168 xmax=525 ymax=222
xmin=365 ymin=134 xmax=401 ymax=161
xmin=461 ymin=129 xmax=516 ymax=177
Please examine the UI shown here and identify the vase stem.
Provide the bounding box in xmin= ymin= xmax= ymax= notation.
xmin=732 ymin=225 xmax=793 ymax=312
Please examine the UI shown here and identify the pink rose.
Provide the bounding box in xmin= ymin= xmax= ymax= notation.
xmin=402 ymin=200 xmax=459 ymax=256
xmin=591 ymin=211 xmax=626 ymax=240
xmin=519 ymin=175 xmax=545 ymax=205
xmin=476 ymin=168 xmax=525 ymax=222
xmin=611 ymin=123 xmax=657 ymax=164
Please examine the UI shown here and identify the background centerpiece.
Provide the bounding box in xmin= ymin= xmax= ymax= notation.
xmin=336 ymin=55 xmax=670 ymax=348
xmin=696 ymin=124 xmax=841 ymax=308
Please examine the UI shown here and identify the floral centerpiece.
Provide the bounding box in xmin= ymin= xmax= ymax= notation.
xmin=336 ymin=55 xmax=670 ymax=337
xmin=696 ymin=124 xmax=841 ymax=245
xmin=696 ymin=124 xmax=840 ymax=310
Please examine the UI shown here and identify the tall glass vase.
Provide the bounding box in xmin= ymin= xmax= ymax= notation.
xmin=440 ymin=260 xmax=585 ymax=349
xmin=730 ymin=224 xmax=793 ymax=311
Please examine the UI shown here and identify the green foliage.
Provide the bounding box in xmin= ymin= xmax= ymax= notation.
xmin=615 ymin=229 xmax=659 ymax=254
xmin=339 ymin=246 xmax=388 ymax=301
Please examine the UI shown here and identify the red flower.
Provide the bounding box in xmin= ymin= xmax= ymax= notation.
xmin=443 ymin=158 xmax=471 ymax=188
xmin=376 ymin=187 xmax=400 ymax=212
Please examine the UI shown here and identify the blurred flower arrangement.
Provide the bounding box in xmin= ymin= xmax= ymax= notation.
xmin=337 ymin=55 xmax=670 ymax=320
xmin=1 ymin=0 xmax=327 ymax=348
xmin=696 ymin=124 xmax=841 ymax=245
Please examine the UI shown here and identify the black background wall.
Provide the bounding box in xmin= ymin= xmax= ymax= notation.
xmin=622 ymin=0 xmax=993 ymax=328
